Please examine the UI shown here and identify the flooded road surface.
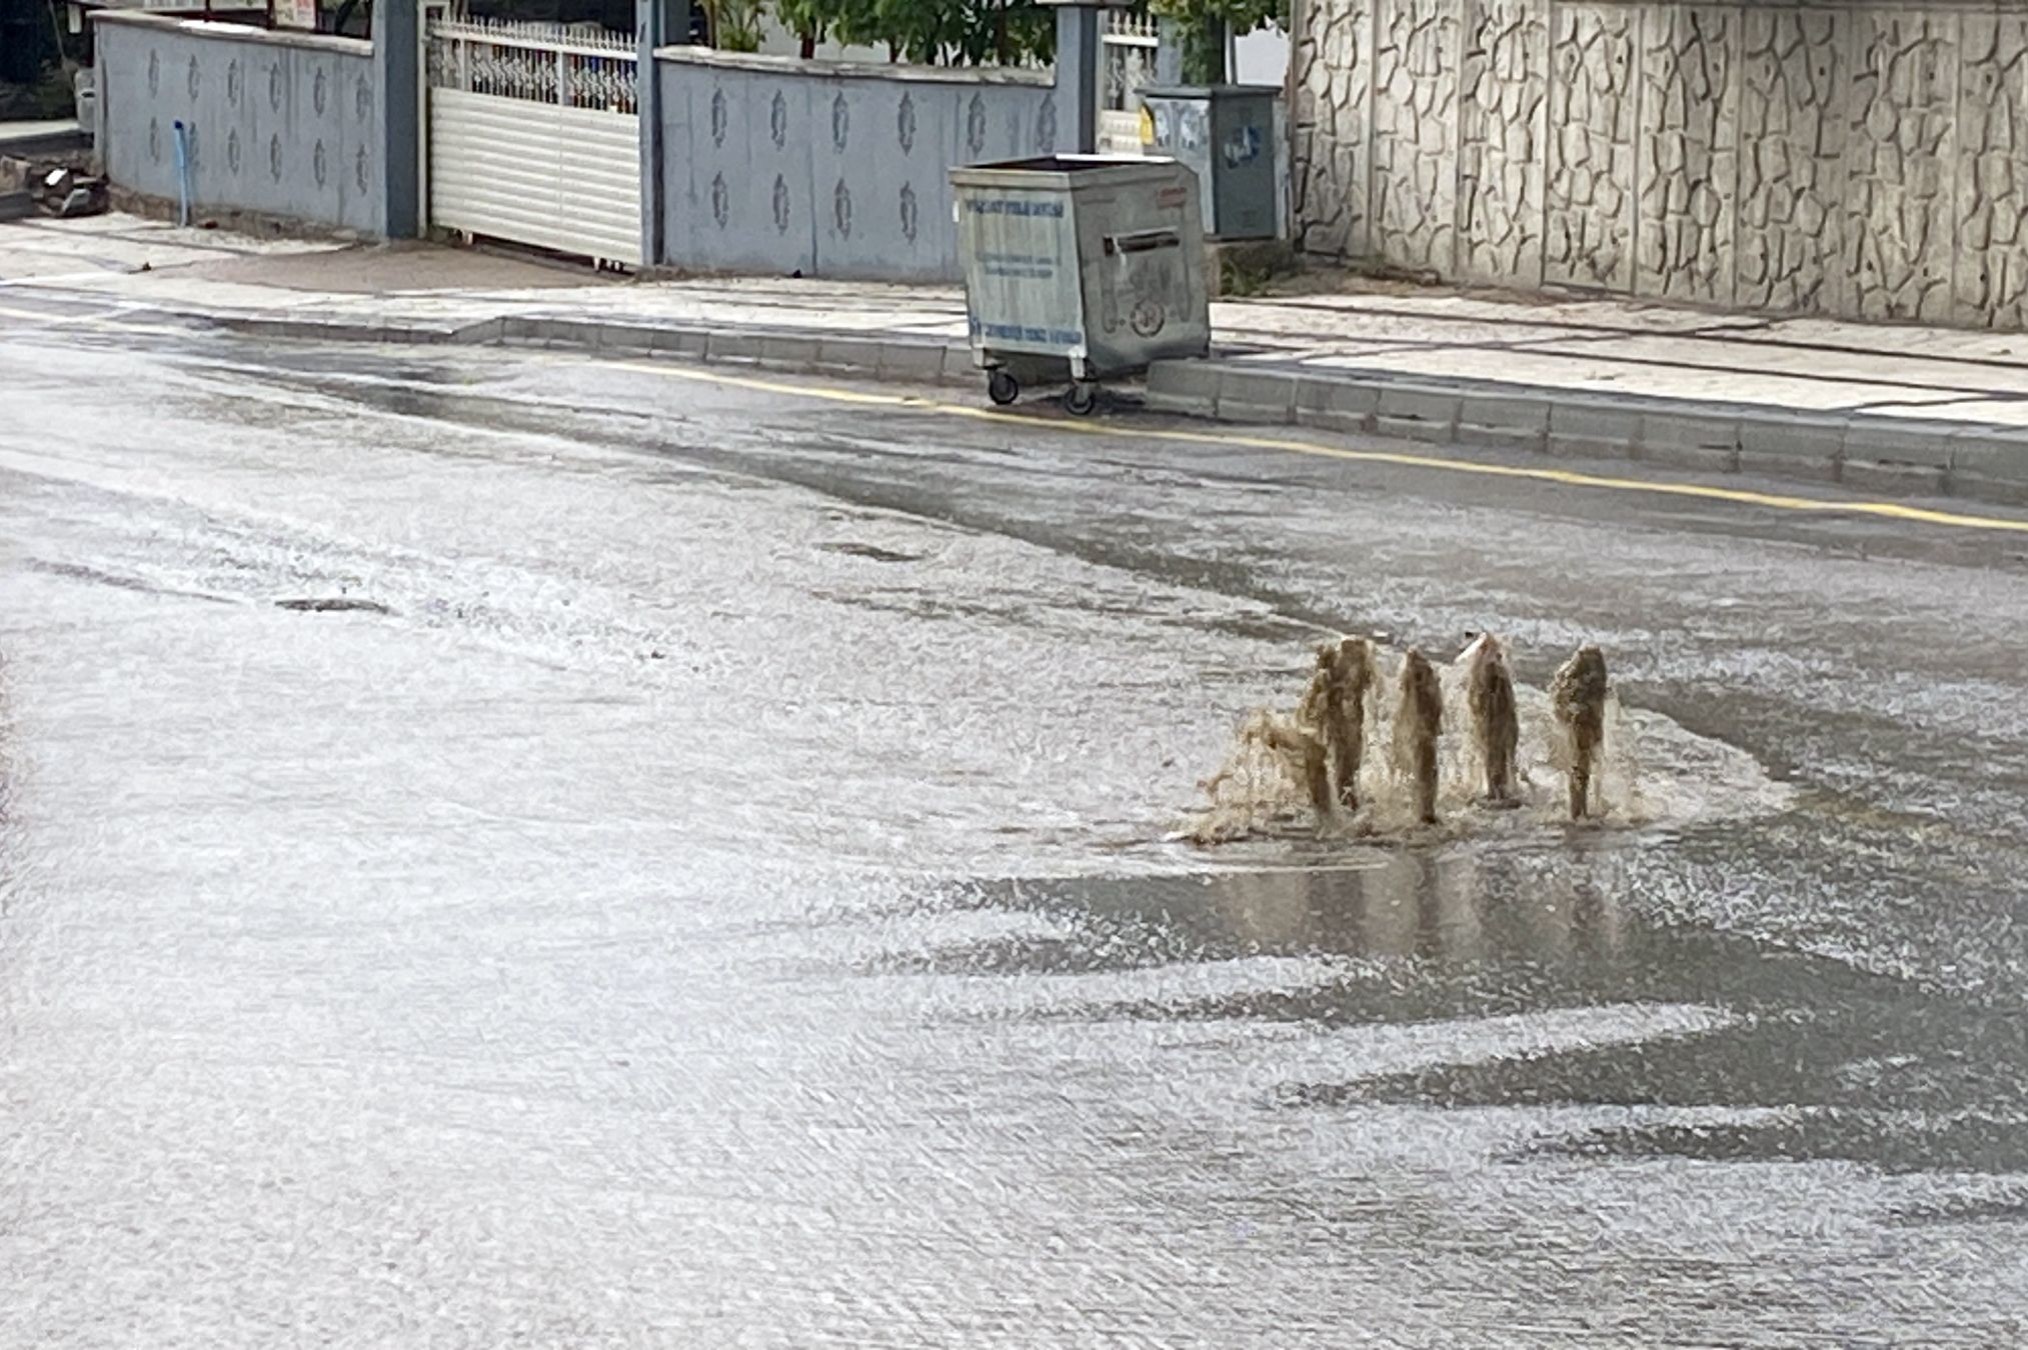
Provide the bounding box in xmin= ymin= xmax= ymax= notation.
xmin=4 ymin=316 xmax=2028 ymax=1346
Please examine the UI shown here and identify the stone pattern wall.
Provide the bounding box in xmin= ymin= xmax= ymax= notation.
xmin=1543 ymin=3 xmax=1636 ymax=289
xmin=1956 ymin=14 xmax=2028 ymax=326
xmin=1636 ymin=5 xmax=1735 ymax=303
xmin=1735 ymin=9 xmax=1843 ymax=314
xmin=1847 ymin=10 xmax=1959 ymax=321
xmin=1457 ymin=0 xmax=1548 ymax=283
xmin=1291 ymin=0 xmax=1373 ymax=258
xmin=1291 ymin=0 xmax=2028 ymax=329
xmin=1370 ymin=0 xmax=1459 ymax=270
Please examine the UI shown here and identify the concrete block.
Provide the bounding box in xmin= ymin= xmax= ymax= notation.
xmin=496 ymin=315 xmax=544 ymax=346
xmin=1638 ymin=409 xmax=1741 ymax=472
xmin=1375 ymin=385 xmax=1461 ymax=443
xmin=597 ymin=322 xmax=656 ymax=353
xmin=1214 ymin=367 xmax=1299 ymax=424
xmin=817 ymin=334 xmax=887 ymax=375
xmin=1842 ymin=459 xmax=1950 ymax=496
xmin=1548 ymin=398 xmax=1640 ymax=459
xmin=937 ymin=343 xmax=976 ymax=383
xmin=1736 ymin=414 xmax=1846 ymax=483
xmin=876 ymin=341 xmax=947 ymax=383
xmin=1841 ymin=419 xmax=1957 ymax=494
xmin=451 ymin=317 xmax=505 ymax=346
xmin=529 ymin=317 xmax=585 ymax=349
xmin=1145 ymin=359 xmax=1220 ymax=416
xmin=1948 ymin=433 xmax=2028 ymax=507
xmin=1841 ymin=420 xmax=1959 ymax=469
xmin=651 ymin=326 xmax=709 ymax=358
xmin=1293 ymin=376 xmax=1379 ymax=434
xmin=760 ymin=332 xmax=822 ymax=370
xmin=706 ymin=330 xmax=763 ymax=364
xmin=1456 ymin=393 xmax=1550 ymax=452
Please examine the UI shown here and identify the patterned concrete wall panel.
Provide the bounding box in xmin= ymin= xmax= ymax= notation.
xmin=661 ymin=54 xmax=1050 ymax=280
xmin=1953 ymin=13 xmax=2028 ymax=327
xmin=1370 ymin=0 xmax=1459 ymax=273
xmin=806 ymin=79 xmax=1049 ymax=282
xmin=1634 ymin=4 xmax=1736 ymax=304
xmin=1844 ymin=9 xmax=1959 ymax=322
xmin=97 ymin=18 xmax=379 ymax=233
xmin=1456 ymin=0 xmax=1547 ymax=284
xmin=1734 ymin=7 xmax=1844 ymax=315
xmin=1291 ymin=0 xmax=1372 ymax=259
xmin=1544 ymin=3 xmax=1637 ymax=290
xmin=663 ymin=65 xmax=819 ymax=276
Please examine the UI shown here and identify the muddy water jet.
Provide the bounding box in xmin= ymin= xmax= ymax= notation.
xmin=1257 ymin=713 xmax=1334 ymax=828
xmin=1551 ymin=644 xmax=1610 ymax=819
xmin=1301 ymin=636 xmax=1376 ymax=810
xmin=1391 ymin=648 xmax=1444 ymax=825
xmin=1461 ymin=634 xmax=1521 ymax=806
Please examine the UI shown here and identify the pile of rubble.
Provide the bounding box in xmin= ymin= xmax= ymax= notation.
xmin=0 ymin=160 xmax=107 ymax=223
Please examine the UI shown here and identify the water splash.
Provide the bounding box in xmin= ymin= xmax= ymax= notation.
xmin=1551 ymin=644 xmax=1610 ymax=820
xmin=1299 ymin=636 xmax=1375 ymax=811
xmin=1185 ymin=633 xmax=1768 ymax=846
xmin=1389 ymin=648 xmax=1443 ymax=826
xmin=1460 ymin=633 xmax=1520 ymax=808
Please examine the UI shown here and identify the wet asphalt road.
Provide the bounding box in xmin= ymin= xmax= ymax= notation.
xmin=4 ymin=310 xmax=2028 ymax=1347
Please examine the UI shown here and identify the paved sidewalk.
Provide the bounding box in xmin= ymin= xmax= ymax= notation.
xmin=6 ymin=213 xmax=2028 ymax=507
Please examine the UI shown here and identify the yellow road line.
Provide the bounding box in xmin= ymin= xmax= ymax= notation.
xmin=615 ymin=359 xmax=2028 ymax=537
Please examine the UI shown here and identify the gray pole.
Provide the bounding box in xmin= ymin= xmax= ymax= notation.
xmin=1048 ymin=1 xmax=1102 ymax=155
xmin=636 ymin=0 xmax=688 ymax=267
xmin=371 ymin=0 xmax=419 ymax=239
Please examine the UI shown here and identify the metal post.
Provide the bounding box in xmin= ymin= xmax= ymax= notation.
xmin=636 ymin=0 xmax=686 ymax=269
xmin=371 ymin=0 xmax=421 ymax=238
xmin=1045 ymin=0 xmax=1105 ymax=156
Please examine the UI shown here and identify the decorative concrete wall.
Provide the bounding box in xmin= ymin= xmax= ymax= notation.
xmin=96 ymin=14 xmax=383 ymax=234
xmin=1291 ymin=0 xmax=2028 ymax=327
xmin=656 ymin=47 xmax=1056 ymax=281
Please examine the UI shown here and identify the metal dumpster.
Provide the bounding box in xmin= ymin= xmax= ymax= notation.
xmin=949 ymin=155 xmax=1209 ymax=414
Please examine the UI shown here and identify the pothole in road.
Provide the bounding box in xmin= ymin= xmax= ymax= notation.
xmin=818 ymin=541 xmax=926 ymax=564
xmin=273 ymin=596 xmax=393 ymax=614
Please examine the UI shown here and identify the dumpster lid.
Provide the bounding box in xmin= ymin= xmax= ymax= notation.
xmin=1139 ymin=84 xmax=1282 ymax=100
xmin=949 ymin=154 xmax=1187 ymax=190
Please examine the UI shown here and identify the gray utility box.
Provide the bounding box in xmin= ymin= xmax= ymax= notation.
xmin=949 ymin=155 xmax=1210 ymax=414
xmin=1138 ymin=85 xmax=1278 ymax=241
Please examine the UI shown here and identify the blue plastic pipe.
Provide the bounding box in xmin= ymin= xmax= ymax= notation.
xmin=172 ymin=119 xmax=190 ymax=227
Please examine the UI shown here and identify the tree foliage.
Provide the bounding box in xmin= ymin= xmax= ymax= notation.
xmin=1147 ymin=0 xmax=1285 ymax=83
xmin=768 ymin=0 xmax=1052 ymax=66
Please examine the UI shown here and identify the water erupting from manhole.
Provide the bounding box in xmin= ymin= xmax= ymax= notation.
xmin=1461 ymin=633 xmax=1520 ymax=808
xmin=1390 ymin=648 xmax=1444 ymax=826
xmin=1551 ymin=644 xmax=1610 ymax=820
xmin=1182 ymin=629 xmax=1771 ymax=845
xmin=1300 ymin=635 xmax=1376 ymax=811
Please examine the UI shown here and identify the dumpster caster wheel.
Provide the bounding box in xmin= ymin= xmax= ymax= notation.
xmin=987 ymin=370 xmax=1020 ymax=406
xmin=1062 ymin=381 xmax=1099 ymax=416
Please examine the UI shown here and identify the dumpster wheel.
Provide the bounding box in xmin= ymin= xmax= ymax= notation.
xmin=1062 ymin=381 xmax=1098 ymax=417
xmin=987 ymin=370 xmax=1020 ymax=406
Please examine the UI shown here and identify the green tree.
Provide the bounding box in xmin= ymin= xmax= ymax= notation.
xmin=815 ymin=0 xmax=1049 ymax=65
xmin=703 ymin=0 xmax=765 ymax=50
xmin=1149 ymin=0 xmax=1284 ymax=83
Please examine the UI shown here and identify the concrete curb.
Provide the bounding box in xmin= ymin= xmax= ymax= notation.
xmin=1143 ymin=357 xmax=2028 ymax=510
xmin=207 ymin=310 xmax=977 ymax=384
xmin=199 ymin=309 xmax=2028 ymax=513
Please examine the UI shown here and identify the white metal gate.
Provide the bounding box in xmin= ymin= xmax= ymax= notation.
xmin=1099 ymin=9 xmax=1157 ymax=156
xmin=425 ymin=17 xmax=641 ymax=267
